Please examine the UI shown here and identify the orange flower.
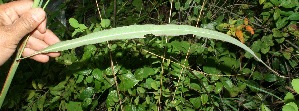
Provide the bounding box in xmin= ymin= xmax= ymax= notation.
xmin=235 ymin=29 xmax=244 ymax=43
xmin=244 ymin=18 xmax=249 ymax=25
xmin=245 ymin=26 xmax=254 ymax=35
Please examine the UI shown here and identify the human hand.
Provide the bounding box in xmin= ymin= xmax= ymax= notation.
xmin=0 ymin=1 xmax=60 ymax=66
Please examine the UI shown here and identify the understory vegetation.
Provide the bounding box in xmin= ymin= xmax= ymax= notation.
xmin=0 ymin=0 xmax=299 ymax=110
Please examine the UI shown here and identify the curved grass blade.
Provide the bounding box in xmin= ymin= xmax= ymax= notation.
xmin=0 ymin=35 xmax=30 ymax=108
xmin=22 ymin=24 xmax=285 ymax=78
xmin=244 ymin=82 xmax=282 ymax=100
xmin=0 ymin=0 xmax=43 ymax=108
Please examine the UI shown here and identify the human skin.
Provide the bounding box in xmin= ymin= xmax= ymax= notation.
xmin=0 ymin=0 xmax=60 ymax=66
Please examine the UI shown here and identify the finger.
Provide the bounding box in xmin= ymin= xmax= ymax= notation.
xmin=6 ymin=8 xmax=46 ymax=43
xmin=26 ymin=36 xmax=48 ymax=51
xmin=23 ymin=48 xmax=49 ymax=63
xmin=27 ymin=31 xmax=60 ymax=58
xmin=46 ymin=52 xmax=60 ymax=58
xmin=31 ymin=29 xmax=60 ymax=45
xmin=37 ymin=19 xmax=47 ymax=33
xmin=0 ymin=1 xmax=33 ymax=25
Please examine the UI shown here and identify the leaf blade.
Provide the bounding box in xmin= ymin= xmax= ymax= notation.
xmin=23 ymin=24 xmax=284 ymax=78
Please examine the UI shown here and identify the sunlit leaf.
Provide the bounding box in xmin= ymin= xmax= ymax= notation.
xmin=135 ymin=67 xmax=156 ymax=80
xmin=37 ymin=94 xmax=46 ymax=111
xmin=32 ymin=81 xmax=37 ymax=90
xmin=81 ymin=45 xmax=97 ymax=61
xmin=284 ymin=92 xmax=295 ymax=103
xmin=272 ymin=28 xmax=283 ymax=37
xmin=263 ymin=2 xmax=273 ymax=9
xmin=288 ymin=13 xmax=299 ymax=20
xmin=124 ymin=104 xmax=137 ymax=111
xmin=69 ymin=18 xmax=79 ymax=28
xmin=151 ymin=82 xmax=159 ymax=90
xmin=282 ymin=102 xmax=298 ymax=111
xmin=281 ymin=0 xmax=298 ymax=8
xmin=79 ymin=87 xmax=94 ymax=100
xmin=276 ymin=17 xmax=288 ymax=29
xmin=85 ymin=76 xmax=93 ymax=83
xmin=291 ymin=79 xmax=299 ymax=93
xmin=92 ymin=68 xmax=103 ymax=81
xmin=282 ymin=52 xmax=291 ymax=59
xmin=201 ymin=94 xmax=209 ymax=105
xmin=50 ymin=96 xmax=61 ymax=103
xmin=82 ymin=98 xmax=92 ymax=108
xmin=106 ymin=90 xmax=119 ymax=106
xmin=51 ymin=81 xmax=67 ymax=91
xmin=215 ymin=82 xmax=223 ymax=94
xmin=27 ymin=90 xmax=36 ymax=101
xmin=270 ymin=0 xmax=281 ymax=6
xmin=137 ymin=87 xmax=145 ymax=94
xmin=273 ymin=9 xmax=281 ymax=20
xmin=100 ymin=19 xmax=111 ymax=28
xmin=259 ymin=0 xmax=265 ymax=4
xmin=119 ymin=73 xmax=140 ymax=91
xmin=67 ymin=101 xmax=83 ymax=111
xmin=189 ymin=83 xmax=201 ymax=91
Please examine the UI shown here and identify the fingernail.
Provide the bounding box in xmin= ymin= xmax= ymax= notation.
xmin=32 ymin=9 xmax=45 ymax=22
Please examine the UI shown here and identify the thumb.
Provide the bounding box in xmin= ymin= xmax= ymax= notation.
xmin=8 ymin=8 xmax=46 ymax=41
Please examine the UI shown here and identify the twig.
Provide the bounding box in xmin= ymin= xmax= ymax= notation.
xmin=285 ymin=40 xmax=299 ymax=50
xmin=108 ymin=45 xmax=123 ymax=111
xmin=169 ymin=0 xmax=174 ymax=23
xmin=95 ymin=0 xmax=102 ymax=21
xmin=113 ymin=0 xmax=116 ymax=27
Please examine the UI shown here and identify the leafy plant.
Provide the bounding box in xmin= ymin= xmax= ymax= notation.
xmin=280 ymin=79 xmax=299 ymax=111
xmin=1 ymin=0 xmax=298 ymax=110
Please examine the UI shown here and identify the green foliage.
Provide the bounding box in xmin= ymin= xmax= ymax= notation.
xmin=1 ymin=0 xmax=299 ymax=110
xmin=281 ymin=78 xmax=299 ymax=111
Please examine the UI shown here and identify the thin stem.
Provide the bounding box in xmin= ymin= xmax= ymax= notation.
xmin=43 ymin=0 xmax=50 ymax=10
xmin=38 ymin=0 xmax=43 ymax=7
xmin=0 ymin=0 xmax=42 ymax=108
xmin=169 ymin=0 xmax=174 ymax=23
xmin=33 ymin=0 xmax=41 ymax=8
xmin=113 ymin=0 xmax=116 ymax=27
xmin=0 ymin=35 xmax=31 ymax=108
xmin=109 ymin=48 xmax=124 ymax=111
xmin=95 ymin=0 xmax=102 ymax=21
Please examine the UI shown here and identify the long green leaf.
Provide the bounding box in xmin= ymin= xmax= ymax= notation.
xmin=0 ymin=36 xmax=28 ymax=108
xmin=23 ymin=24 xmax=285 ymax=78
xmin=0 ymin=0 xmax=42 ymax=108
xmin=244 ymin=82 xmax=282 ymax=100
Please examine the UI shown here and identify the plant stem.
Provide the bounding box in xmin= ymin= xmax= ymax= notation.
xmin=43 ymin=0 xmax=50 ymax=10
xmin=33 ymin=0 xmax=40 ymax=8
xmin=0 ymin=36 xmax=30 ymax=108
xmin=0 ymin=0 xmax=41 ymax=108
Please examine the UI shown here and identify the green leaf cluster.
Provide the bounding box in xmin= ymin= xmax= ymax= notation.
xmin=1 ymin=0 xmax=299 ymax=110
